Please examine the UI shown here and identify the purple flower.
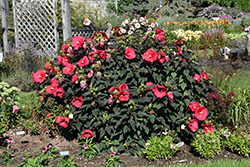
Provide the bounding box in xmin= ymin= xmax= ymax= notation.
xmin=83 ymin=144 xmax=88 ymax=149
xmin=145 ymin=142 xmax=150 ymax=146
xmin=162 ymin=131 xmax=168 ymax=135
xmin=110 ymin=151 xmax=116 ymax=156
xmin=5 ymin=138 xmax=15 ymax=144
xmin=12 ymin=105 xmax=19 ymax=113
xmin=170 ymin=144 xmax=176 ymax=149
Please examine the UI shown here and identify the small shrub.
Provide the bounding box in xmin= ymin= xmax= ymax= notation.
xmin=192 ymin=129 xmax=221 ymax=159
xmin=143 ymin=131 xmax=179 ymax=161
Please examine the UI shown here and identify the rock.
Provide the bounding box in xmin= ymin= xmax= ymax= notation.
xmin=246 ymin=31 xmax=250 ymax=57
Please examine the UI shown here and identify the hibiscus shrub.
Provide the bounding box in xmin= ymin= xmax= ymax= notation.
xmin=33 ymin=17 xmax=216 ymax=155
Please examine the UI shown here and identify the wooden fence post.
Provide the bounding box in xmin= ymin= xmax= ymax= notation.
xmin=61 ymin=0 xmax=72 ymax=42
xmin=1 ymin=0 xmax=10 ymax=51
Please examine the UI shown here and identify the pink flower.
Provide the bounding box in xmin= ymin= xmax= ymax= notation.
xmin=118 ymin=91 xmax=130 ymax=101
xmin=154 ymin=28 xmax=165 ymax=41
xmin=201 ymin=71 xmax=209 ymax=80
xmin=62 ymin=54 xmax=70 ymax=66
xmin=71 ymin=96 xmax=83 ymax=108
xmin=188 ymin=119 xmax=198 ymax=132
xmin=83 ymin=144 xmax=88 ymax=149
xmin=194 ymin=106 xmax=208 ymax=121
xmin=193 ymin=74 xmax=201 ymax=82
xmin=53 ymin=87 xmax=64 ymax=98
xmin=56 ymin=116 xmax=70 ymax=128
xmin=109 ymin=96 xmax=113 ymax=107
xmin=44 ymin=61 xmax=50 ymax=71
xmin=143 ymin=48 xmax=158 ymax=62
xmin=118 ymin=83 xmax=129 ymax=91
xmin=12 ymin=105 xmax=20 ymax=113
xmin=62 ymin=44 xmax=69 ymax=53
xmin=189 ymin=102 xmax=199 ymax=112
xmin=57 ymin=55 xmax=63 ymax=65
xmin=87 ymin=71 xmax=93 ymax=78
xmin=125 ymin=48 xmax=136 ymax=59
xmin=71 ymin=36 xmax=84 ymax=50
xmin=80 ymin=81 xmax=87 ymax=90
xmin=72 ymin=74 xmax=78 ymax=83
xmin=168 ymin=92 xmax=174 ymax=102
xmin=83 ymin=18 xmax=91 ymax=26
xmin=157 ymin=52 xmax=167 ymax=64
xmin=46 ymin=81 xmax=58 ymax=94
xmin=153 ymin=85 xmax=168 ymax=98
xmin=63 ymin=63 xmax=75 ymax=75
xmin=82 ymin=129 xmax=94 ymax=138
xmin=146 ymin=81 xmax=154 ymax=90
xmin=5 ymin=138 xmax=15 ymax=144
xmin=32 ymin=70 xmax=46 ymax=83
xmin=77 ymin=56 xmax=89 ymax=67
xmin=203 ymin=123 xmax=214 ymax=134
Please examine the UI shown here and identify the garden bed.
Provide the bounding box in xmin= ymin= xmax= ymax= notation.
xmin=1 ymin=123 xmax=248 ymax=167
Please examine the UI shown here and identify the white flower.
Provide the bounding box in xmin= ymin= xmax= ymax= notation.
xmin=124 ymin=19 xmax=129 ymax=24
xmin=69 ymin=113 xmax=73 ymax=119
xmin=162 ymin=131 xmax=168 ymax=135
xmin=135 ymin=23 xmax=141 ymax=29
xmin=155 ymin=22 xmax=159 ymax=26
xmin=83 ymin=18 xmax=91 ymax=26
xmin=139 ymin=17 xmax=144 ymax=22
xmin=120 ymin=28 xmax=126 ymax=34
xmin=177 ymin=142 xmax=184 ymax=147
xmin=128 ymin=30 xmax=133 ymax=35
xmin=130 ymin=26 xmax=135 ymax=31
xmin=121 ymin=22 xmax=126 ymax=27
xmin=150 ymin=23 xmax=155 ymax=27
xmin=132 ymin=19 xmax=137 ymax=23
xmin=145 ymin=142 xmax=150 ymax=146
xmin=181 ymin=124 xmax=186 ymax=129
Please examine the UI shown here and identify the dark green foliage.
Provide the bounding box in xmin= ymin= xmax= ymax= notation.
xmin=122 ymin=0 xmax=150 ymax=17
xmin=210 ymin=0 xmax=250 ymax=12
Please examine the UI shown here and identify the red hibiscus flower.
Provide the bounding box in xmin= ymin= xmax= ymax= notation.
xmin=77 ymin=56 xmax=89 ymax=67
xmin=71 ymin=36 xmax=84 ymax=50
xmin=56 ymin=116 xmax=70 ymax=128
xmin=176 ymin=46 xmax=183 ymax=55
xmin=53 ymin=87 xmax=64 ymax=98
xmin=111 ymin=27 xmax=122 ymax=36
xmin=46 ymin=81 xmax=58 ymax=94
xmin=168 ymin=92 xmax=174 ymax=102
xmin=153 ymin=85 xmax=168 ymax=98
xmin=118 ymin=83 xmax=129 ymax=91
xmin=118 ymin=90 xmax=130 ymax=101
xmin=143 ymin=48 xmax=158 ymax=62
xmin=203 ymin=123 xmax=214 ymax=134
xmin=44 ymin=61 xmax=50 ymax=71
xmin=189 ymin=102 xmax=200 ymax=112
xmin=88 ymin=51 xmax=97 ymax=62
xmin=201 ymin=71 xmax=209 ymax=80
xmin=91 ymin=30 xmax=109 ymax=41
xmin=175 ymin=38 xmax=183 ymax=45
xmin=125 ymin=48 xmax=136 ymax=59
xmin=32 ymin=70 xmax=46 ymax=83
xmin=82 ymin=129 xmax=94 ymax=139
xmin=182 ymin=58 xmax=187 ymax=62
xmin=63 ymin=63 xmax=75 ymax=75
xmin=71 ymin=96 xmax=83 ymax=108
xmin=188 ymin=119 xmax=198 ymax=132
xmin=157 ymin=52 xmax=167 ymax=64
xmin=49 ymin=67 xmax=57 ymax=74
xmin=195 ymin=106 xmax=208 ymax=121
xmin=62 ymin=54 xmax=70 ymax=66
xmin=193 ymin=74 xmax=201 ymax=82
xmin=72 ymin=74 xmax=78 ymax=83
xmin=154 ymin=28 xmax=165 ymax=41
xmin=57 ymin=55 xmax=63 ymax=65
xmin=98 ymin=50 xmax=107 ymax=59
xmin=62 ymin=44 xmax=69 ymax=53
xmin=146 ymin=81 xmax=154 ymax=90
xmin=109 ymin=86 xmax=118 ymax=98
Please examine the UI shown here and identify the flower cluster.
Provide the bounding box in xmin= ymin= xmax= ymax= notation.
xmin=41 ymin=144 xmax=52 ymax=153
xmin=120 ymin=17 xmax=158 ymax=35
xmin=193 ymin=71 xmax=209 ymax=82
xmin=109 ymin=83 xmax=130 ymax=106
xmin=221 ymin=130 xmax=231 ymax=138
xmin=188 ymin=102 xmax=213 ymax=133
xmin=172 ymin=29 xmax=202 ymax=41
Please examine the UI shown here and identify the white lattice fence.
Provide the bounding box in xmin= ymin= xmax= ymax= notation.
xmin=13 ymin=0 xmax=59 ymax=56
